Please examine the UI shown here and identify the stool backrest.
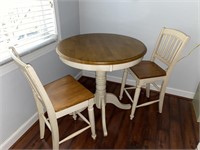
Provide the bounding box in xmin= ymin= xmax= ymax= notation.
xmin=151 ymin=27 xmax=190 ymax=74
xmin=9 ymin=47 xmax=57 ymax=132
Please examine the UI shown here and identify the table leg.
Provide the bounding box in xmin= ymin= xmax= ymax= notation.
xmin=95 ymin=71 xmax=106 ymax=109
xmin=95 ymin=71 xmax=131 ymax=136
xmin=95 ymin=71 xmax=107 ymax=136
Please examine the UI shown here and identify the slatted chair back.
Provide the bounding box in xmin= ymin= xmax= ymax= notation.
xmin=151 ymin=27 xmax=190 ymax=74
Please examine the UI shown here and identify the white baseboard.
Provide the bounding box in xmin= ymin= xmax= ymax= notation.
xmin=0 ymin=113 xmax=38 ymax=150
xmin=82 ymin=71 xmax=194 ymax=99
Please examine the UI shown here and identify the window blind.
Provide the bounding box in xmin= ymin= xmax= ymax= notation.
xmin=0 ymin=0 xmax=57 ymax=65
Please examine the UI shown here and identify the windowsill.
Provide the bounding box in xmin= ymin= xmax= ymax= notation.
xmin=0 ymin=41 xmax=58 ymax=77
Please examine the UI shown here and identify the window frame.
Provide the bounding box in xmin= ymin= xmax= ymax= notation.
xmin=0 ymin=0 xmax=59 ymax=66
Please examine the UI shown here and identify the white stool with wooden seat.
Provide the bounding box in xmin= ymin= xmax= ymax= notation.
xmin=9 ymin=47 xmax=96 ymax=149
xmin=119 ymin=27 xmax=190 ymax=120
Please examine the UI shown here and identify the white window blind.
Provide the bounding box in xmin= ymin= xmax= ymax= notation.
xmin=0 ymin=0 xmax=57 ymax=65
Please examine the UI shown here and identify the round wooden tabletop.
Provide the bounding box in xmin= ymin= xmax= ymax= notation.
xmin=56 ymin=33 xmax=147 ymax=65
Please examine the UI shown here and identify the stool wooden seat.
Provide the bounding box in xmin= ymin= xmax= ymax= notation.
xmin=130 ymin=61 xmax=166 ymax=79
xmin=45 ymin=75 xmax=94 ymax=112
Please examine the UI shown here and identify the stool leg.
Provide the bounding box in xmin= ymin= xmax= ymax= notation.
xmin=158 ymin=80 xmax=167 ymax=113
xmin=146 ymin=83 xmax=150 ymax=98
xmin=120 ymin=69 xmax=128 ymax=100
xmin=130 ymin=85 xmax=141 ymax=120
xmin=88 ymin=99 xmax=96 ymax=139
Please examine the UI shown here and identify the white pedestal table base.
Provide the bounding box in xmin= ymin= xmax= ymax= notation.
xmin=95 ymin=71 xmax=131 ymax=136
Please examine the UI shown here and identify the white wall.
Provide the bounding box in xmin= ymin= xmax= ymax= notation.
xmin=79 ymin=0 xmax=200 ymax=96
xmin=58 ymin=0 xmax=80 ymax=39
xmin=0 ymin=0 xmax=80 ymax=149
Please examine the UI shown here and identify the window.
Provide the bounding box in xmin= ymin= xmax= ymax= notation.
xmin=0 ymin=0 xmax=58 ymax=65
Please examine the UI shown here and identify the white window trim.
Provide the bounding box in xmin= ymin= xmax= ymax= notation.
xmin=0 ymin=41 xmax=58 ymax=76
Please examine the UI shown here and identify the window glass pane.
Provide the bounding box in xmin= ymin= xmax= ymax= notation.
xmin=0 ymin=0 xmax=57 ymax=65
